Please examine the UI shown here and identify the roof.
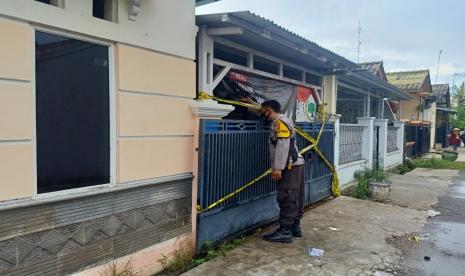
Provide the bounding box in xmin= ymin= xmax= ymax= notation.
xmin=386 ymin=70 xmax=430 ymax=91
xmin=196 ymin=0 xmax=221 ymax=6
xmin=432 ymin=84 xmax=450 ymax=96
xmin=197 ymin=11 xmax=355 ymax=71
xmin=197 ymin=11 xmax=411 ymax=100
xmin=359 ymin=61 xmax=387 ymax=81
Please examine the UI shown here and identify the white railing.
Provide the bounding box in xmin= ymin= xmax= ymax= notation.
xmin=387 ymin=126 xmax=399 ymax=153
xmin=339 ymin=124 xmax=366 ymax=164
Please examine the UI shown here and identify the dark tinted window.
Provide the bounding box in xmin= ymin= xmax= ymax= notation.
xmin=214 ymin=43 xmax=248 ymax=66
xmin=283 ymin=65 xmax=302 ymax=81
xmin=35 ymin=32 xmax=110 ymax=193
xmin=253 ymin=55 xmax=279 ymax=75
xmin=93 ymin=0 xmax=105 ymax=19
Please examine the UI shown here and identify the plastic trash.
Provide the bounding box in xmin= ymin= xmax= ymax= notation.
xmin=373 ymin=272 xmax=393 ymax=276
xmin=329 ymin=227 xmax=341 ymax=231
xmin=424 ymin=256 xmax=431 ymax=261
xmin=408 ymin=236 xmax=420 ymax=243
xmin=427 ymin=210 xmax=441 ymax=218
xmin=307 ymin=248 xmax=325 ymax=257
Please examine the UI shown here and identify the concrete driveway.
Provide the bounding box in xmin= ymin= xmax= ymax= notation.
xmin=184 ymin=168 xmax=462 ymax=276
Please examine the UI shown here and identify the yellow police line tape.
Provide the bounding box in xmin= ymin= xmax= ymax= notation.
xmin=195 ymin=92 xmax=340 ymax=213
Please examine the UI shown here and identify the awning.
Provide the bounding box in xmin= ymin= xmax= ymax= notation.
xmin=437 ymin=107 xmax=457 ymax=114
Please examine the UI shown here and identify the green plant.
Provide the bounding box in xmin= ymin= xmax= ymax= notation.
xmin=396 ymin=159 xmax=416 ymax=175
xmin=353 ymin=167 xmax=389 ymax=199
xmin=104 ymin=258 xmax=135 ymax=276
xmin=412 ymin=158 xmax=465 ymax=170
xmin=158 ymin=239 xmax=194 ymax=274
xmin=191 ymin=237 xmax=247 ymax=267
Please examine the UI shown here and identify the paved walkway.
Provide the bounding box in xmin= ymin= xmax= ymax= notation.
xmin=184 ymin=167 xmax=462 ymax=275
xmin=397 ymin=170 xmax=465 ymax=275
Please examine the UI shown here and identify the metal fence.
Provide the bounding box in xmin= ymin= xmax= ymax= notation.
xmin=387 ymin=127 xmax=398 ymax=153
xmin=339 ymin=124 xmax=365 ymax=164
xmin=197 ymin=120 xmax=273 ymax=213
xmin=196 ymin=119 xmax=335 ymax=250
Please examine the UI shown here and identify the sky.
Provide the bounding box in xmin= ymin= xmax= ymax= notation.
xmin=197 ymin=0 xmax=465 ymax=86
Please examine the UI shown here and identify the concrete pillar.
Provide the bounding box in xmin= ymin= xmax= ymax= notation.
xmin=430 ymin=102 xmax=437 ymax=149
xmin=189 ymin=100 xmax=233 ymax=249
xmin=333 ymin=115 xmax=341 ymax=170
xmin=366 ymin=94 xmax=371 ymax=117
xmin=198 ymin=26 xmax=214 ymax=94
xmin=393 ymin=120 xmax=405 ymax=160
xmin=322 ymin=75 xmax=337 ymax=114
xmin=357 ymin=117 xmax=375 ymax=169
xmin=374 ymin=119 xmax=388 ymax=169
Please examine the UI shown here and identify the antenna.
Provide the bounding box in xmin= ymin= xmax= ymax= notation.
xmin=357 ymin=20 xmax=362 ymax=63
xmin=435 ymin=49 xmax=443 ymax=84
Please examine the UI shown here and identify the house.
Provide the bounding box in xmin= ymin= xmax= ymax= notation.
xmin=358 ymin=61 xmax=401 ymax=121
xmin=0 ymin=0 xmax=217 ymax=275
xmin=433 ymin=84 xmax=453 ymax=147
xmin=193 ymin=12 xmax=409 ymax=248
xmin=387 ymin=70 xmax=436 ymax=152
xmin=359 ymin=61 xmax=388 ymax=81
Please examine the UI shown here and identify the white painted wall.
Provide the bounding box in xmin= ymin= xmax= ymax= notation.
xmin=0 ymin=0 xmax=197 ymax=60
xmin=338 ymin=160 xmax=367 ymax=187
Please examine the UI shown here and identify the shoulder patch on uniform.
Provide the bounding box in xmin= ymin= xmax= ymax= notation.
xmin=275 ymin=120 xmax=291 ymax=138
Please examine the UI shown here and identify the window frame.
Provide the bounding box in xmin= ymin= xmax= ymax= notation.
xmin=31 ymin=26 xmax=116 ymax=199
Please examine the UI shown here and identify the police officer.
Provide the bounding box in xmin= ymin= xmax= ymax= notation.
xmin=261 ymin=100 xmax=305 ymax=243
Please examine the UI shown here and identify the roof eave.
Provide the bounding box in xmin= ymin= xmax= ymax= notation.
xmin=195 ymin=0 xmax=221 ymax=7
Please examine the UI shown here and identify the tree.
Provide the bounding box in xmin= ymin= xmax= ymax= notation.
xmin=451 ymin=105 xmax=465 ymax=129
xmin=452 ymin=82 xmax=465 ymax=108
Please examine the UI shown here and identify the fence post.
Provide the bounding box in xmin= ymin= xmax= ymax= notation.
xmin=393 ymin=121 xmax=405 ymax=163
xmin=357 ymin=117 xmax=375 ymax=169
xmin=374 ymin=119 xmax=388 ymax=169
xmin=189 ymin=100 xmax=234 ymax=250
xmin=333 ymin=115 xmax=341 ymax=171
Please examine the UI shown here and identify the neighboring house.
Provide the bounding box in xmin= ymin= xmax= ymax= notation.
xmin=359 ymin=61 xmax=401 ymax=121
xmin=359 ymin=61 xmax=388 ymax=81
xmin=335 ymin=60 xmax=408 ymax=124
xmin=387 ymin=70 xmax=436 ymax=149
xmin=433 ymin=84 xmax=453 ymax=147
xmin=0 ymin=0 xmax=211 ymax=275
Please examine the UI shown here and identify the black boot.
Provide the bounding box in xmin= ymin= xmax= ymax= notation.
xmin=292 ymin=219 xmax=303 ymax=238
xmin=262 ymin=225 xmax=293 ymax=243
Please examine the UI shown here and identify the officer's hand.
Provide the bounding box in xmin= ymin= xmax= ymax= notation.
xmin=271 ymin=169 xmax=282 ymax=181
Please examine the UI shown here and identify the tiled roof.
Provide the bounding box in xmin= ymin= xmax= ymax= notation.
xmin=359 ymin=61 xmax=383 ymax=74
xmin=359 ymin=61 xmax=386 ymax=81
xmin=386 ymin=70 xmax=430 ymax=91
xmin=432 ymin=84 xmax=449 ymax=96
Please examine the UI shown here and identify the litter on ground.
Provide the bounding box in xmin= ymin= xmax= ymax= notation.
xmin=427 ymin=210 xmax=441 ymax=218
xmin=307 ymin=248 xmax=325 ymax=257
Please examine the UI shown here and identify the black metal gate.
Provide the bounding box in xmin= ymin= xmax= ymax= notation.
xmin=405 ymin=125 xmax=431 ymax=157
xmin=196 ymin=119 xmax=334 ymax=251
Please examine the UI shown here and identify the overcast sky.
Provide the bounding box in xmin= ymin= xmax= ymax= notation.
xmin=197 ymin=0 xmax=465 ymax=86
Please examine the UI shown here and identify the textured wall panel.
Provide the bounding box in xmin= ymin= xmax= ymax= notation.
xmin=0 ymin=81 xmax=33 ymax=140
xmin=0 ymin=177 xmax=192 ymax=275
xmin=0 ymin=143 xmax=33 ymax=201
xmin=118 ymin=137 xmax=194 ymax=183
xmin=117 ymin=44 xmax=195 ymax=98
xmin=119 ymin=92 xmax=193 ymax=136
xmin=0 ymin=18 xmax=33 ymax=81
